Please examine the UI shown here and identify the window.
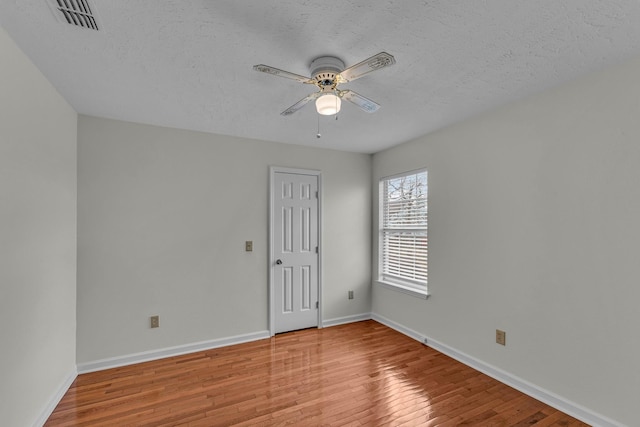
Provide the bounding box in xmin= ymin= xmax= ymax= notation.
xmin=379 ymin=170 xmax=428 ymax=297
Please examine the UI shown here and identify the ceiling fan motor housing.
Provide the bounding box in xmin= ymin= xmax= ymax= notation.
xmin=309 ymin=56 xmax=345 ymax=89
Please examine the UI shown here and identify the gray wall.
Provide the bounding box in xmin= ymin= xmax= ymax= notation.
xmin=372 ymin=57 xmax=640 ymax=426
xmin=76 ymin=116 xmax=371 ymax=363
xmin=0 ymin=27 xmax=77 ymax=426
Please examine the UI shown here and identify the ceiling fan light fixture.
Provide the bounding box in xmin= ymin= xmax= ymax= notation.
xmin=315 ymin=93 xmax=341 ymax=116
xmin=254 ymin=52 xmax=394 ymax=116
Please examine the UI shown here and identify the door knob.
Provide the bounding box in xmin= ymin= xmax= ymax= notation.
xmin=275 ymin=259 xmax=282 ymax=265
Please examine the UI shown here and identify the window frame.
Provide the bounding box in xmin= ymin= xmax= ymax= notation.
xmin=377 ymin=169 xmax=429 ymax=299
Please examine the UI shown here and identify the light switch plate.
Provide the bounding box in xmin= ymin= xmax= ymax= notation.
xmin=245 ymin=241 xmax=253 ymax=252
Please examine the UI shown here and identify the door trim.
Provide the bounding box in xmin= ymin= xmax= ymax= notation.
xmin=269 ymin=166 xmax=323 ymax=336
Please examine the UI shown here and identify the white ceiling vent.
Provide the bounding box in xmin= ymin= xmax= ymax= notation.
xmin=47 ymin=0 xmax=101 ymax=31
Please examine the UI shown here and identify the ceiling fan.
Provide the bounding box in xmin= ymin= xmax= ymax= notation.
xmin=253 ymin=52 xmax=395 ymax=116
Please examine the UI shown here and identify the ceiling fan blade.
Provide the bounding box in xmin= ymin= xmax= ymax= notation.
xmin=337 ymin=52 xmax=396 ymax=83
xmin=253 ymin=64 xmax=315 ymax=84
xmin=281 ymin=92 xmax=322 ymax=116
xmin=338 ymin=90 xmax=381 ymax=113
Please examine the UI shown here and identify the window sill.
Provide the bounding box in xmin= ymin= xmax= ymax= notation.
xmin=376 ymin=280 xmax=430 ymax=299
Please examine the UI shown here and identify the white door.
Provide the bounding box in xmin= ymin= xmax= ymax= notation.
xmin=271 ymin=169 xmax=319 ymax=334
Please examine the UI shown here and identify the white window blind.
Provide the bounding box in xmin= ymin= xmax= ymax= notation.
xmin=380 ymin=170 xmax=428 ymax=291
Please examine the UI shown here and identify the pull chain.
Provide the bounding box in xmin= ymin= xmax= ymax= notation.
xmin=316 ymin=114 xmax=321 ymax=139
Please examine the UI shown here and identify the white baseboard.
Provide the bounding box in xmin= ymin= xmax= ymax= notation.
xmin=371 ymin=313 xmax=622 ymax=427
xmin=77 ymin=330 xmax=271 ymax=374
xmin=322 ymin=312 xmax=372 ymax=328
xmin=78 ymin=315 xmax=377 ymax=374
xmin=33 ymin=367 xmax=77 ymax=427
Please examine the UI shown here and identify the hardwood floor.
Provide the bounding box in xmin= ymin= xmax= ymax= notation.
xmin=46 ymin=321 xmax=588 ymax=426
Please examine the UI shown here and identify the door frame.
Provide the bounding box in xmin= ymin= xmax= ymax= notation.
xmin=269 ymin=166 xmax=323 ymax=336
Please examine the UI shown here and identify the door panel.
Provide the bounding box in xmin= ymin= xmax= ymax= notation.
xmin=273 ymin=172 xmax=319 ymax=334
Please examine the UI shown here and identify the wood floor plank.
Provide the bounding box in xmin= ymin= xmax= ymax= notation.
xmin=45 ymin=321 xmax=589 ymax=426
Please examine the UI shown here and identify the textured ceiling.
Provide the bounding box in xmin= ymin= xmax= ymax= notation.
xmin=2 ymin=1 xmax=640 ymax=153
